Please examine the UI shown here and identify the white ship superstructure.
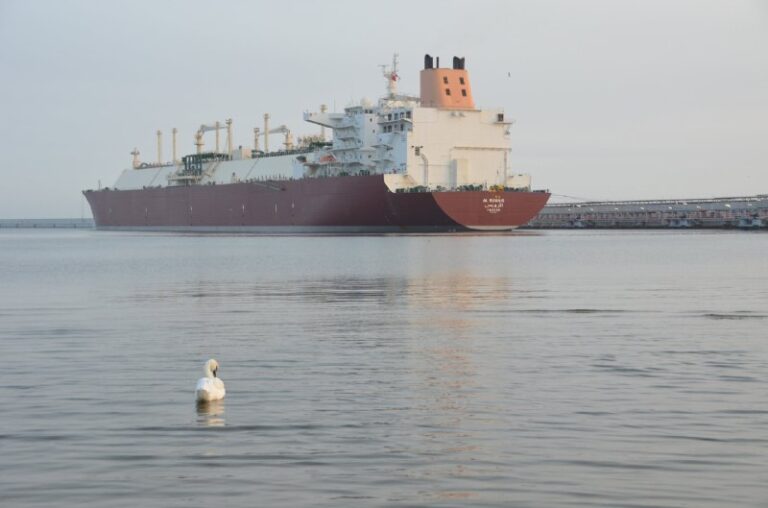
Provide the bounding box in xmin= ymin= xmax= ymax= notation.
xmin=110 ymin=54 xmax=532 ymax=194
xmin=302 ymin=54 xmax=531 ymax=192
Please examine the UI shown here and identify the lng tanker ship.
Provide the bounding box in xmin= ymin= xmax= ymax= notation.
xmin=83 ymin=54 xmax=550 ymax=232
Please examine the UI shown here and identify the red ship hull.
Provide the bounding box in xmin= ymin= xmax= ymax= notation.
xmin=83 ymin=175 xmax=549 ymax=232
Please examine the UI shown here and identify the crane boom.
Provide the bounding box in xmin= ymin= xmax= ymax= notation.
xmin=253 ymin=124 xmax=294 ymax=151
xmin=268 ymin=125 xmax=289 ymax=134
xmin=199 ymin=123 xmax=225 ymax=133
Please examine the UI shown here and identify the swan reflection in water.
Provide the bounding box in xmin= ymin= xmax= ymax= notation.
xmin=196 ymin=400 xmax=225 ymax=427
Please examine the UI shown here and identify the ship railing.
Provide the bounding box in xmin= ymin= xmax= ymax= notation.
xmin=392 ymin=184 xmax=532 ymax=194
xmin=252 ymin=147 xmax=315 ymax=159
xmin=136 ymin=161 xmax=176 ymax=169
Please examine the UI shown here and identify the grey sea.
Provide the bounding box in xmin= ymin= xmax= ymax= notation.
xmin=1 ymin=229 xmax=766 ymax=507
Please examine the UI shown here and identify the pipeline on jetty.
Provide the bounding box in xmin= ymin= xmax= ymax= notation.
xmin=527 ymin=195 xmax=767 ymax=230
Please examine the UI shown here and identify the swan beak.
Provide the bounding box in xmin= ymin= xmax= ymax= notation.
xmin=213 ymin=368 xmax=217 ymax=378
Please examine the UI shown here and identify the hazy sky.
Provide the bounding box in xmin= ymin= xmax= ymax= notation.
xmin=1 ymin=0 xmax=766 ymax=217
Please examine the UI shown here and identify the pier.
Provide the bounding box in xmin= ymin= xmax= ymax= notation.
xmin=527 ymin=195 xmax=768 ymax=229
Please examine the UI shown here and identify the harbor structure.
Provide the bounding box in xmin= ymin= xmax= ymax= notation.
xmin=527 ymin=195 xmax=767 ymax=229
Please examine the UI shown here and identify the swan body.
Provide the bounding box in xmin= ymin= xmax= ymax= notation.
xmin=195 ymin=359 xmax=225 ymax=402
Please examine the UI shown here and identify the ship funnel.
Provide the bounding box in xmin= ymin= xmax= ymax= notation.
xmin=420 ymin=54 xmax=474 ymax=110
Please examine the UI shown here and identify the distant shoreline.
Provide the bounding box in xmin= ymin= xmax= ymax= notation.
xmin=0 ymin=218 xmax=94 ymax=229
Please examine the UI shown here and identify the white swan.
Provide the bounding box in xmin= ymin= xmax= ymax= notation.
xmin=195 ymin=359 xmax=226 ymax=402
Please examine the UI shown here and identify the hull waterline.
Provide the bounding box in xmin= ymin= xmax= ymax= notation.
xmin=84 ymin=175 xmax=549 ymax=233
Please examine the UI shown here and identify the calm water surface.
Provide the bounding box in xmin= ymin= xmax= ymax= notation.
xmin=1 ymin=230 xmax=766 ymax=507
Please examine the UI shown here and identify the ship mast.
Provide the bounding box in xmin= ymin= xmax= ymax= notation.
xmin=380 ymin=53 xmax=399 ymax=98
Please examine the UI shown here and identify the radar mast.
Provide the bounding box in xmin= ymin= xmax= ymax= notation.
xmin=380 ymin=53 xmax=399 ymax=98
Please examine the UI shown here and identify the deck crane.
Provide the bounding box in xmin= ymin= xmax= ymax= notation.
xmin=252 ymin=124 xmax=294 ymax=152
xmin=194 ymin=119 xmax=233 ymax=155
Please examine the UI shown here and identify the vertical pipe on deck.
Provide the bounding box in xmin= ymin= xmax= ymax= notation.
xmin=172 ymin=128 xmax=178 ymax=164
xmin=264 ymin=113 xmax=270 ymax=153
xmin=320 ymin=104 xmax=327 ymax=141
xmin=226 ymin=119 xmax=233 ymax=157
xmin=156 ymin=130 xmax=163 ymax=164
xmin=215 ymin=121 xmax=220 ymax=154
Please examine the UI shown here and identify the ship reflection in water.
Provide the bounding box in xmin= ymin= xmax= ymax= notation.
xmin=388 ymin=274 xmax=502 ymax=503
xmin=311 ymin=272 xmax=513 ymax=504
xmin=407 ymin=307 xmax=481 ymax=504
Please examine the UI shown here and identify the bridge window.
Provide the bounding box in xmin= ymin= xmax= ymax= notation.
xmin=443 ymin=76 xmax=449 ymax=84
xmin=445 ymin=88 xmax=451 ymax=96
xmin=459 ymin=77 xmax=465 ymax=85
xmin=461 ymin=89 xmax=467 ymax=97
